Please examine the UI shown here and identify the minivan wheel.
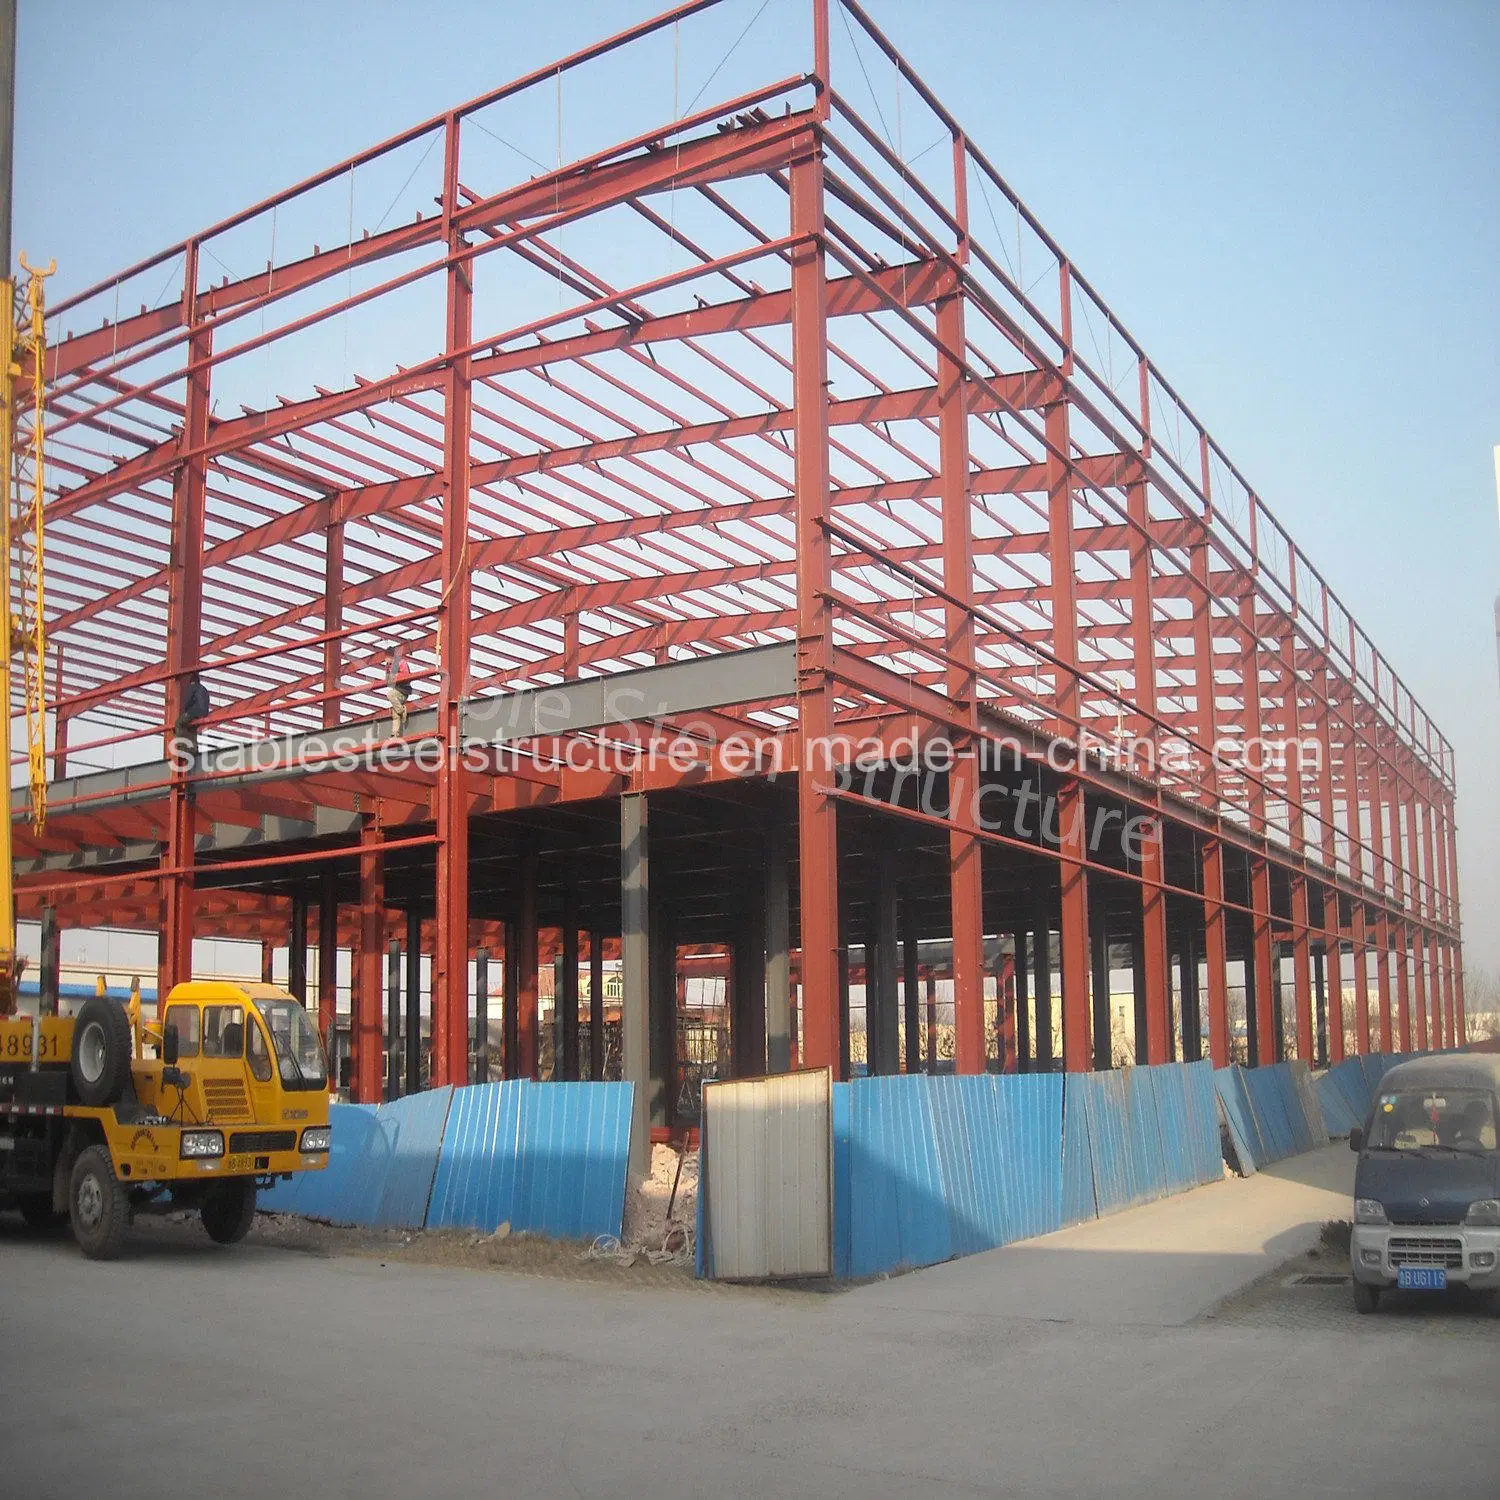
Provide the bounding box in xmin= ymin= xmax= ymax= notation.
xmin=1352 ymin=1280 xmax=1381 ymax=1314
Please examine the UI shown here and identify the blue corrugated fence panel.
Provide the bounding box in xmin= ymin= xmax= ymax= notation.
xmin=997 ymin=1072 xmax=1066 ymax=1243
xmin=369 ymin=1086 xmax=454 ymax=1229
xmin=832 ymin=1081 xmax=851 ymax=1280
xmin=1082 ymin=1070 xmax=1140 ymax=1215
xmin=956 ymin=1075 xmax=1011 ymax=1251
xmin=1060 ymin=1072 xmax=1097 ymax=1225
xmin=1124 ymin=1067 xmax=1170 ymax=1204
xmin=1150 ymin=1065 xmax=1196 ymax=1195
xmin=847 ymin=1075 xmax=950 ymax=1276
xmin=1214 ymin=1067 xmax=1263 ymax=1174
xmin=512 ymin=1082 xmax=633 ymax=1241
xmin=927 ymin=1075 xmax=987 ymax=1257
xmin=425 ymin=1080 xmax=525 ymax=1232
xmin=1243 ymin=1066 xmax=1296 ymax=1164
xmin=1180 ymin=1060 xmax=1226 ymax=1185
xmin=1316 ymin=1072 xmax=1359 ymax=1137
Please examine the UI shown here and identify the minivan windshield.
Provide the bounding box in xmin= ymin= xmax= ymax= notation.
xmin=255 ymin=999 xmax=328 ymax=1090
xmin=1366 ymin=1087 xmax=1497 ymax=1154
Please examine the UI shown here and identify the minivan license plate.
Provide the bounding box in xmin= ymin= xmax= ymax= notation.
xmin=1397 ymin=1266 xmax=1446 ymax=1291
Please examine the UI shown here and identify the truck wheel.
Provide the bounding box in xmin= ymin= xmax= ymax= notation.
xmin=69 ymin=1145 xmax=129 ymax=1260
xmin=69 ymin=996 xmax=133 ymax=1107
xmin=1352 ymin=1280 xmax=1381 ymax=1314
xmin=18 ymin=1192 xmax=67 ymax=1234
xmin=201 ymin=1179 xmax=257 ymax=1245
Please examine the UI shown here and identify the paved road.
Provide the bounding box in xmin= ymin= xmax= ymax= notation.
xmin=3 ymin=1147 xmax=1495 ymax=1499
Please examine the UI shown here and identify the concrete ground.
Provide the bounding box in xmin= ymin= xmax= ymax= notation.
xmin=3 ymin=1145 xmax=1496 ymax=1499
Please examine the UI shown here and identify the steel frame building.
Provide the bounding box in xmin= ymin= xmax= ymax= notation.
xmin=14 ymin=0 xmax=1463 ymax=1138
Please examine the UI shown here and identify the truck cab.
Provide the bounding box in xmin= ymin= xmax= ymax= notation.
xmin=1 ymin=980 xmax=331 ymax=1258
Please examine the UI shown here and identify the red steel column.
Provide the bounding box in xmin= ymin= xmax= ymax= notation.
xmin=1350 ymin=906 xmax=1371 ymax=1055
xmin=1291 ymin=876 xmax=1313 ymax=1063
xmin=1441 ymin=793 xmax=1465 ymax=1042
xmin=937 ymin=289 xmax=984 ymax=1075
xmin=355 ymin=815 xmax=385 ymax=1104
xmin=1139 ymin=824 xmax=1171 ymax=1066
xmin=433 ymin=113 xmax=474 ymax=1087
xmin=1412 ymin=922 xmax=1429 ymax=1050
xmin=790 ymin=130 xmax=840 ymax=1077
xmin=1324 ymin=888 xmax=1345 ymax=1064
xmin=163 ymin=246 xmax=211 ymax=994
xmin=1191 ymin=437 xmax=1227 ymax=1068
xmin=323 ymin=509 xmax=344 ymax=729
xmin=1374 ymin=915 xmax=1393 ymax=1052
xmin=1127 ymin=385 xmax=1169 ymax=1064
xmin=1393 ymin=920 xmax=1412 ymax=1051
xmin=1427 ymin=933 xmax=1444 ymax=1048
xmin=1203 ymin=839 xmax=1230 ymax=1068
xmin=1047 ymin=269 xmax=1090 ymax=1073
xmin=1236 ymin=593 xmax=1275 ymax=1066
xmin=1419 ymin=796 xmax=1439 ymax=1029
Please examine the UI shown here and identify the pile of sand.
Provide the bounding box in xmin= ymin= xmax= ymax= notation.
xmin=622 ymin=1141 xmax=698 ymax=1252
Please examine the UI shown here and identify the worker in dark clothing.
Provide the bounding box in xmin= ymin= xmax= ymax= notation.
xmin=173 ymin=672 xmax=211 ymax=771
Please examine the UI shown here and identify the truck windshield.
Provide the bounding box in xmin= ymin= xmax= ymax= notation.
xmin=1367 ymin=1088 xmax=1497 ymax=1153
xmin=256 ymin=1000 xmax=328 ymax=1091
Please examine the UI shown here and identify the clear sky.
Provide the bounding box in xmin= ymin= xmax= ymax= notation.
xmin=16 ymin=0 xmax=1500 ymax=977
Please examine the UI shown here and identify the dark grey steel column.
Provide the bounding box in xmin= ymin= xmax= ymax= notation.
xmin=621 ymin=794 xmax=651 ymax=1180
xmin=1180 ymin=927 xmax=1200 ymax=1063
xmin=288 ymin=891 xmax=308 ymax=1002
xmin=560 ymin=885 xmax=579 ymax=1081
xmin=1313 ymin=946 xmax=1328 ymax=1069
xmin=503 ymin=918 xmax=520 ymax=1079
xmin=1013 ymin=928 xmax=1030 ymax=1073
xmin=872 ymin=854 xmax=899 ymax=1075
xmin=1034 ymin=924 xmax=1054 ymax=1070
xmin=38 ymin=905 xmax=58 ymax=1016
xmin=385 ymin=939 xmax=400 ymax=1100
xmin=1244 ymin=936 xmax=1260 ymax=1068
xmin=404 ymin=907 xmax=421 ymax=1092
xmin=902 ymin=898 xmax=920 ymax=1074
xmin=837 ymin=947 xmax=851 ymax=1080
xmin=588 ymin=934 xmax=604 ymax=1081
xmin=1131 ymin=921 xmax=1148 ymax=1068
xmin=765 ymin=830 xmax=791 ymax=1074
xmin=1091 ymin=901 xmax=1111 ymax=1070
xmin=474 ymin=947 xmax=489 ymax=1084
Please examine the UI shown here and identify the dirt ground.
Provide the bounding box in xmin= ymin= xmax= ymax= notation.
xmin=119 ymin=1141 xmax=706 ymax=1290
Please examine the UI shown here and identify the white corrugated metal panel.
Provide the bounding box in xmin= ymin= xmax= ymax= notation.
xmin=704 ymin=1068 xmax=832 ymax=1280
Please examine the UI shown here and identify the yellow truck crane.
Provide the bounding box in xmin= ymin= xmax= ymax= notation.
xmin=0 ymin=983 xmax=331 ymax=1257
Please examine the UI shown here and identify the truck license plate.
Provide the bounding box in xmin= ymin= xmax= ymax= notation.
xmin=226 ymin=1153 xmax=255 ymax=1174
xmin=1396 ymin=1266 xmax=1446 ymax=1291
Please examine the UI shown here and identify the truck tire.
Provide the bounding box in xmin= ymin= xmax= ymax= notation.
xmin=201 ymin=1179 xmax=257 ymax=1245
xmin=1352 ymin=1280 xmax=1381 ymax=1314
xmin=69 ymin=996 xmax=133 ymax=1107
xmin=18 ymin=1192 xmax=67 ymax=1233
xmin=69 ymin=1145 xmax=129 ymax=1259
